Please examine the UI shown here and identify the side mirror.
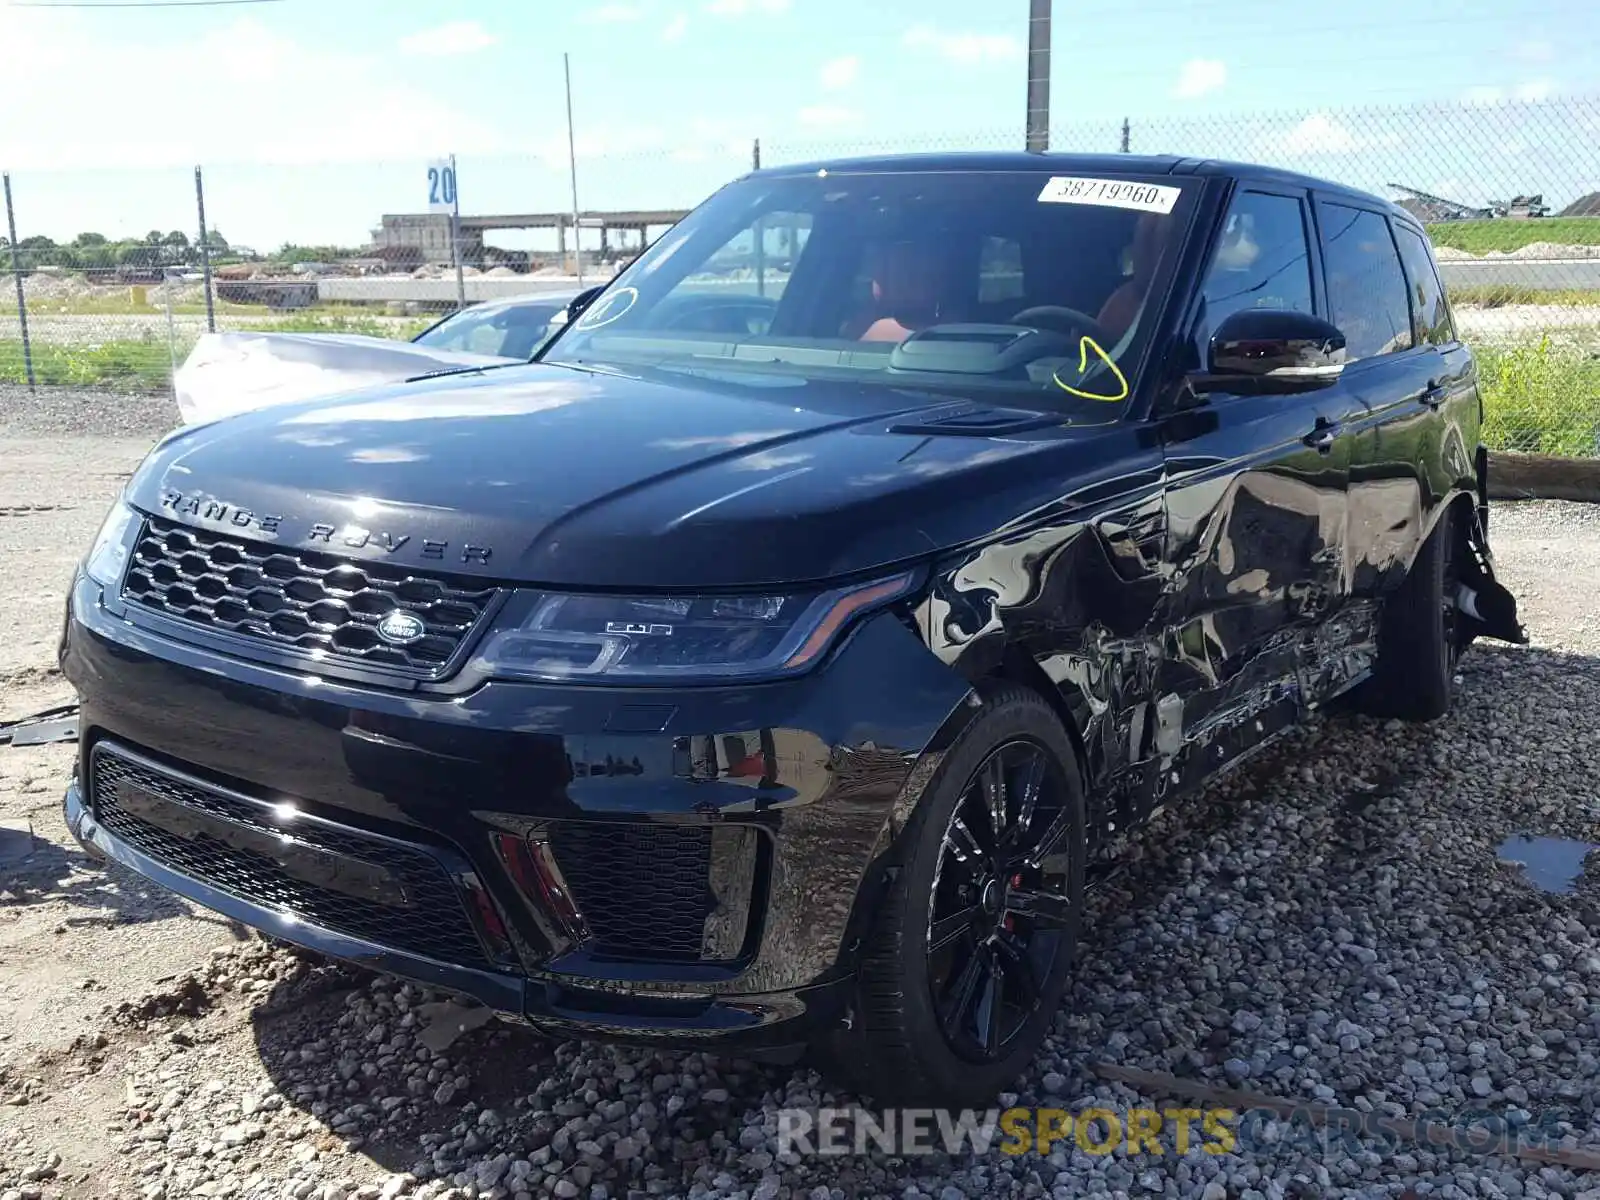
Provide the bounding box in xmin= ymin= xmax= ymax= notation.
xmin=1200 ymin=309 xmax=1347 ymax=391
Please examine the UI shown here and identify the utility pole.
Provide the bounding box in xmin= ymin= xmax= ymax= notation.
xmin=1025 ymin=0 xmax=1051 ymax=152
xmin=564 ymin=52 xmax=584 ymax=288
xmin=449 ymin=154 xmax=465 ymax=310
xmin=3 ymin=172 xmax=36 ymax=391
xmin=194 ymin=166 xmax=216 ymax=332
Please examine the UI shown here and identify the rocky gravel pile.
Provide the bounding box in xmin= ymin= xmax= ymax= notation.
xmin=3 ymin=640 xmax=1597 ymax=1200
xmin=0 ymin=384 xmax=178 ymax=439
xmin=1 ymin=391 xmax=1597 ymax=1200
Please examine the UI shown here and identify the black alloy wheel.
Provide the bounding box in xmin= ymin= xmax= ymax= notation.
xmin=813 ymin=687 xmax=1085 ymax=1106
xmin=926 ymin=739 xmax=1076 ymax=1062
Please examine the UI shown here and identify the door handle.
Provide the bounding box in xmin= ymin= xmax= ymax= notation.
xmin=1420 ymin=380 xmax=1447 ymax=410
xmin=1302 ymin=418 xmax=1339 ymax=454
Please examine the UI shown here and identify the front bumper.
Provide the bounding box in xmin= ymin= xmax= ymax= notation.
xmin=61 ymin=571 xmax=973 ymax=1048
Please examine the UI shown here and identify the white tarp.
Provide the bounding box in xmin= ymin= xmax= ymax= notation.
xmin=173 ymin=331 xmax=515 ymax=426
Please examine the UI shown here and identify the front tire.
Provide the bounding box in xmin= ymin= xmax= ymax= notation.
xmin=815 ymin=687 xmax=1086 ymax=1106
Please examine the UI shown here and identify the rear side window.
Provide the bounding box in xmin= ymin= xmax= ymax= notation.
xmin=1393 ymin=224 xmax=1455 ymax=345
xmin=1320 ymin=204 xmax=1415 ymax=361
xmin=1200 ymin=191 xmax=1315 ymax=331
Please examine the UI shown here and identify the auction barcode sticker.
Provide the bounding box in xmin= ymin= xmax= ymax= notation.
xmin=1037 ymin=176 xmax=1181 ymax=214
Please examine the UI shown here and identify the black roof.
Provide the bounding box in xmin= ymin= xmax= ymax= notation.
xmin=757 ymin=151 xmax=1410 ymax=222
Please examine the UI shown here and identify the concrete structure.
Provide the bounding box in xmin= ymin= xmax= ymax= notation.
xmin=372 ymin=209 xmax=689 ymax=269
xmin=371 ymin=213 xmax=483 ymax=265
xmin=457 ymin=209 xmax=687 ymax=260
xmin=317 ymin=275 xmax=588 ymax=304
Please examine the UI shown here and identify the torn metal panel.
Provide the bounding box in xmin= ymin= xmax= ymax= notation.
xmin=1 ymin=703 xmax=80 ymax=747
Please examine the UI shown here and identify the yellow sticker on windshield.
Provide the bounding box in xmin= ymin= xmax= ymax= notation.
xmin=1054 ymin=336 xmax=1129 ymax=402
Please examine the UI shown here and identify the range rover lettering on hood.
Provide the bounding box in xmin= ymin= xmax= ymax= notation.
xmin=156 ymin=489 xmax=494 ymax=565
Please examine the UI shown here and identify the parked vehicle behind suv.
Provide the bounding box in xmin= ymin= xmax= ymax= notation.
xmin=62 ymin=153 xmax=1524 ymax=1104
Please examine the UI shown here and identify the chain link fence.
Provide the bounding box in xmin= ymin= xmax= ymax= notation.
xmin=4 ymin=94 xmax=1598 ymax=454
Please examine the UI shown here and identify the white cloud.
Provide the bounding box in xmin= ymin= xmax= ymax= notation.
xmin=1464 ymin=80 xmax=1555 ymax=105
xmin=1173 ymin=58 xmax=1226 ymax=100
xmin=0 ymin=11 xmax=505 ymax=172
xmin=661 ymin=11 xmax=688 ymax=40
xmin=819 ymin=55 xmax=859 ymax=91
xmin=705 ymin=0 xmax=788 ymax=14
xmin=797 ymin=104 xmax=860 ymax=130
xmin=397 ymin=20 xmax=497 ymax=57
xmin=1276 ymin=113 xmax=1361 ymax=155
xmin=903 ymin=24 xmax=1022 ymax=65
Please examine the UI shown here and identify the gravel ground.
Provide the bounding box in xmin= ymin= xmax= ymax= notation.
xmin=2 ymin=388 xmax=1599 ymax=1200
xmin=0 ymin=313 xmax=419 ymax=350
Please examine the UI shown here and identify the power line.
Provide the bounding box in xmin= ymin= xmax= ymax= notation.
xmin=11 ymin=0 xmax=284 ymax=8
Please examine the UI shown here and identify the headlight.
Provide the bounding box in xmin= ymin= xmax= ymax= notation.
xmin=85 ymin=500 xmax=136 ymax=588
xmin=474 ymin=572 xmax=915 ymax=684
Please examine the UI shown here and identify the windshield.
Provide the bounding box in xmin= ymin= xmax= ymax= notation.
xmin=414 ymin=299 xmax=567 ymax=359
xmin=543 ymin=168 xmax=1198 ymax=409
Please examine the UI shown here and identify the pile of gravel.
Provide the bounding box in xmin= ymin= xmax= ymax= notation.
xmin=4 ymin=639 xmax=1590 ymax=1200
xmin=0 ymin=384 xmax=178 ymax=440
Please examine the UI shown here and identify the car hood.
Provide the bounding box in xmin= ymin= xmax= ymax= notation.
xmin=173 ymin=331 xmax=515 ymax=427
xmin=127 ymin=362 xmax=1140 ymax=588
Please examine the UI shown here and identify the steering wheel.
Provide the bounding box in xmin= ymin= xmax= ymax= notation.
xmin=1009 ymin=305 xmax=1109 ymax=343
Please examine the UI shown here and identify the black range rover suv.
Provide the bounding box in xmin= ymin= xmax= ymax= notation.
xmin=62 ymin=154 xmax=1525 ymax=1104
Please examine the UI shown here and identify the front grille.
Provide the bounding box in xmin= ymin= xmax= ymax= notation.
xmin=90 ymin=744 xmax=491 ymax=968
xmin=548 ymin=823 xmax=715 ymax=959
xmin=122 ymin=517 xmax=498 ymax=677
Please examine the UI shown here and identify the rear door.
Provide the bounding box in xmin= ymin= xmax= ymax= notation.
xmin=1157 ymin=182 xmax=1365 ymax=787
xmin=1312 ymin=198 xmax=1441 ymax=599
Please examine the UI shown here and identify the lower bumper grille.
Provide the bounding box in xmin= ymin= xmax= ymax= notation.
xmin=89 ymin=743 xmax=491 ymax=969
xmin=547 ymin=823 xmax=718 ymax=959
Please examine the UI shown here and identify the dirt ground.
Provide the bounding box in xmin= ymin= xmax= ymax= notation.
xmin=2 ymin=391 xmax=1598 ymax=1200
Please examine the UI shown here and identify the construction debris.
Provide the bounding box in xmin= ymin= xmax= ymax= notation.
xmin=0 ymin=703 xmax=80 ymax=748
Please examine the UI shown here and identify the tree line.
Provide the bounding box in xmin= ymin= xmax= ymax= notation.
xmin=0 ymin=231 xmax=372 ymax=273
xmin=0 ymin=230 xmax=233 ymax=272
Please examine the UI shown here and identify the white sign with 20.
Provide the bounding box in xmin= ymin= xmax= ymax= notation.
xmin=427 ymin=159 xmax=458 ymax=214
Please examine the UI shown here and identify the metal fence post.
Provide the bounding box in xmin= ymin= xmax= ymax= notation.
xmin=3 ymin=171 xmax=36 ymax=392
xmin=194 ymin=165 xmax=216 ymax=333
xmin=752 ymin=138 xmax=761 ymax=171
xmin=1025 ymin=0 xmax=1051 ymax=151
xmin=564 ymin=53 xmax=584 ymax=289
xmin=449 ymin=154 xmax=466 ymax=311
xmin=1120 ymin=118 xmax=1130 ymax=153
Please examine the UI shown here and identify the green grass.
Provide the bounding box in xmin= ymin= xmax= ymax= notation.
xmin=1477 ymin=337 xmax=1600 ymax=456
xmin=253 ymin=314 xmax=432 ymax=339
xmin=1448 ymin=284 xmax=1600 ymax=309
xmin=0 ymin=316 xmax=432 ymax=391
xmin=29 ymin=295 xmax=418 ymax=320
xmin=1426 ymin=216 xmax=1600 ymax=255
xmin=6 ymin=329 xmax=1598 ymax=459
xmin=0 ymin=337 xmax=174 ymax=391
